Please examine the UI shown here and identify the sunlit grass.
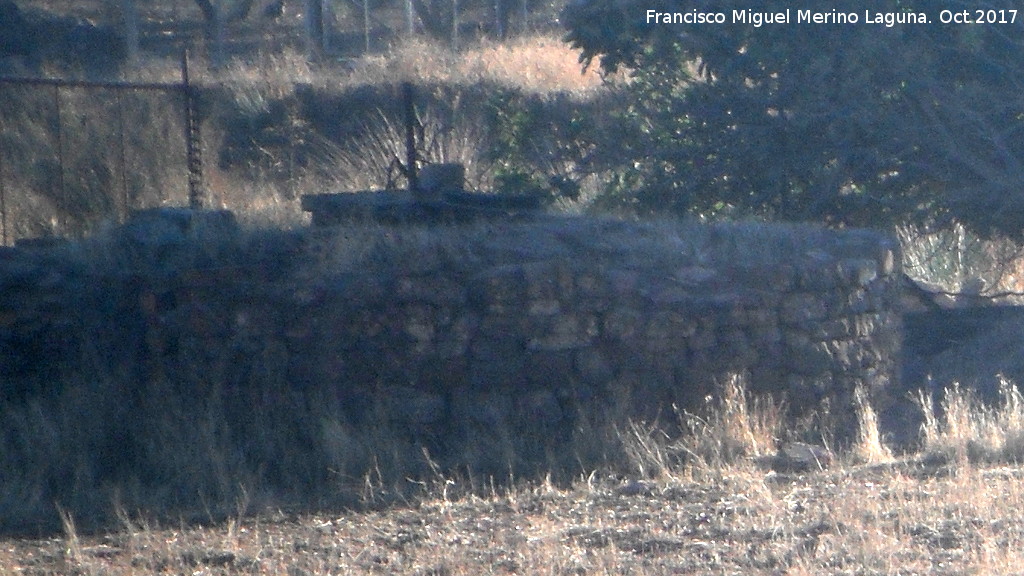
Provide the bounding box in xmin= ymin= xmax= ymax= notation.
xmin=10 ymin=378 xmax=1024 ymax=574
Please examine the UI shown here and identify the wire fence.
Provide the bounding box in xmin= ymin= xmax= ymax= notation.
xmin=0 ymin=53 xmax=204 ymax=246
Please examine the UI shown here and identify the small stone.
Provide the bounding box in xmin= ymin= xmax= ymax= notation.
xmin=774 ymin=442 xmax=834 ymax=472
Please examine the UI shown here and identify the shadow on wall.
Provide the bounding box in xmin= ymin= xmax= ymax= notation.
xmin=903 ymin=305 xmax=1024 ymax=404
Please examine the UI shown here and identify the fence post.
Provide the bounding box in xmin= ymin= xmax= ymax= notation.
xmin=0 ymin=143 xmax=6 ymax=246
xmin=403 ymin=82 xmax=418 ymax=193
xmin=53 ymin=85 xmax=67 ymax=231
xmin=116 ymin=91 xmax=131 ymax=219
xmin=452 ymin=0 xmax=459 ymax=50
xmin=363 ymin=0 xmax=370 ymax=53
xmin=181 ymin=49 xmax=204 ymax=209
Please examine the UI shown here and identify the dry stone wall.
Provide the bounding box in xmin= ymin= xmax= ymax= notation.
xmin=0 ymin=211 xmax=903 ymax=475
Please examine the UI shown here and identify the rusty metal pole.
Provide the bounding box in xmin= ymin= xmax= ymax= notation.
xmin=53 ymin=85 xmax=67 ymax=231
xmin=181 ymin=49 xmax=204 ymax=209
xmin=0 ymin=141 xmax=7 ymax=246
xmin=403 ymin=82 xmax=418 ymax=193
xmin=116 ymin=90 xmax=131 ymax=219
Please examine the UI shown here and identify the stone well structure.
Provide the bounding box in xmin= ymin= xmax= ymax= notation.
xmin=0 ymin=210 xmax=903 ymax=474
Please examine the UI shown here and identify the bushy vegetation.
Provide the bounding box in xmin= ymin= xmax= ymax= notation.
xmin=563 ymin=0 xmax=1024 ymax=237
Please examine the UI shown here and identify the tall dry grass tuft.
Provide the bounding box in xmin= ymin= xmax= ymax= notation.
xmin=56 ymin=505 xmax=82 ymax=568
xmin=331 ymin=104 xmax=496 ymax=192
xmin=852 ymin=386 xmax=893 ymax=464
xmin=919 ymin=377 xmax=1024 ymax=465
xmin=618 ymin=420 xmax=680 ymax=481
xmin=681 ymin=374 xmax=782 ymax=470
xmin=620 ymin=374 xmax=783 ymax=480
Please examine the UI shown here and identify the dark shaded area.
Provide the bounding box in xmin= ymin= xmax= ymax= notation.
xmin=885 ymin=304 xmax=1024 ymax=449
xmin=0 ymin=2 xmax=126 ymax=77
xmin=0 ymin=1 xmax=34 ymax=58
xmin=904 ymin=305 xmax=1024 ymax=402
xmin=903 ymin=307 xmax=1024 ymax=359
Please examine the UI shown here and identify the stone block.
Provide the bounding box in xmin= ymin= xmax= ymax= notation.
xmin=526 ymin=350 xmax=575 ymax=388
xmin=527 ymin=313 xmax=598 ymax=351
xmin=837 ymin=258 xmax=879 ymax=287
xmin=402 ymin=304 xmax=436 ymax=351
xmin=783 ymin=332 xmax=833 ymax=376
xmin=607 ymin=269 xmax=641 ymax=299
xmin=795 ymin=250 xmax=839 ymax=289
xmin=468 ymin=264 xmax=527 ymax=313
xmin=469 ymin=338 xmax=527 ymax=390
xmin=522 ymin=259 xmax=574 ymax=302
xmin=433 ymin=314 xmax=475 ymax=359
xmin=688 ymin=320 xmax=717 ymax=351
xmin=645 ymin=311 xmax=699 ymax=347
xmin=394 ymin=275 xmax=466 ymax=306
xmin=672 ymin=265 xmax=719 ymax=287
xmin=574 ymin=348 xmax=615 ymax=387
xmin=476 ymin=312 xmax=534 ymax=339
xmin=780 ymin=293 xmax=829 ymax=325
xmin=455 ymin=390 xmax=513 ymax=429
xmin=835 ymin=288 xmax=868 ymax=315
xmin=516 ymin=389 xmax=563 ymax=425
xmin=749 ymin=263 xmax=795 ymax=292
xmin=416 ymin=355 xmax=468 ymax=390
xmin=382 ymin=386 xmax=448 ymax=425
xmin=603 ymin=306 xmax=644 ymax=341
xmin=574 ymin=270 xmax=608 ymax=300
xmin=527 ymin=298 xmax=561 ymax=317
xmin=718 ymin=329 xmax=757 ymax=365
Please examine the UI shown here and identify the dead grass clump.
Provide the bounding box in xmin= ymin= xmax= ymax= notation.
xmin=681 ymin=374 xmax=782 ymax=470
xmin=454 ymin=36 xmax=604 ymax=94
xmin=620 ymin=374 xmax=783 ymax=480
xmin=852 ymin=386 xmax=894 ymax=464
xmin=919 ymin=377 xmax=1024 ymax=465
xmin=331 ymin=102 xmax=497 ymax=193
xmin=344 ymin=34 xmax=603 ymax=94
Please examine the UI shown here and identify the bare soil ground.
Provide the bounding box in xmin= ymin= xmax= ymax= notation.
xmin=3 ymin=457 xmax=1024 ymax=575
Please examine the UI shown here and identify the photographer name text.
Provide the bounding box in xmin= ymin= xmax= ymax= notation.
xmin=645 ymin=8 xmax=1018 ymax=27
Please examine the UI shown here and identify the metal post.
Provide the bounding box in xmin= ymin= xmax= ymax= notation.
xmin=0 ymin=141 xmax=7 ymax=246
xmin=363 ymin=0 xmax=370 ymax=53
xmin=181 ymin=49 xmax=204 ymax=209
xmin=116 ymin=90 xmax=130 ymax=219
xmin=452 ymin=0 xmax=459 ymax=50
xmin=403 ymin=82 xmax=418 ymax=192
xmin=53 ymin=85 xmax=66 ymax=231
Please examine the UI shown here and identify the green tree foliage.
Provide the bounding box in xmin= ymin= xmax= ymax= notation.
xmin=563 ymin=0 xmax=1024 ymax=236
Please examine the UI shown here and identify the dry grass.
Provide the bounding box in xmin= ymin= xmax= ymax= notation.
xmin=920 ymin=377 xmax=1024 ymax=465
xmin=330 ymin=102 xmax=498 ymax=192
xmin=3 ymin=30 xmax=609 ymax=244
xmin=852 ymin=386 xmax=894 ymax=465
xmin=345 ymin=35 xmax=603 ymax=94
xmin=123 ymin=34 xmax=602 ymax=97
xmin=677 ymin=374 xmax=782 ymax=473
xmin=7 ymin=379 xmax=1024 ymax=574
